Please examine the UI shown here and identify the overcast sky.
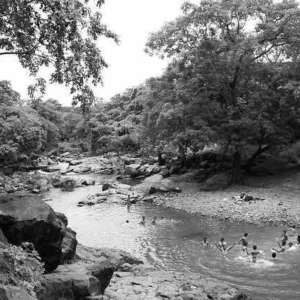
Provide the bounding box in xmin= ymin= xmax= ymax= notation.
xmin=0 ymin=0 xmax=184 ymax=106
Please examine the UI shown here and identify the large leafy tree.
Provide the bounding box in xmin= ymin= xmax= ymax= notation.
xmin=145 ymin=0 xmax=300 ymax=183
xmin=0 ymin=0 xmax=118 ymax=111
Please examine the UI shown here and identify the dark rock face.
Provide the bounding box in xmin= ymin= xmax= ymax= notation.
xmin=60 ymin=227 xmax=78 ymax=263
xmin=0 ymin=228 xmax=8 ymax=245
xmin=0 ymin=195 xmax=66 ymax=272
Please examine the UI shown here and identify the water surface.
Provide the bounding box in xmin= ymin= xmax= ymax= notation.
xmin=44 ymin=177 xmax=300 ymax=300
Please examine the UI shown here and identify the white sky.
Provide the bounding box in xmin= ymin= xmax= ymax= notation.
xmin=0 ymin=0 xmax=184 ymax=105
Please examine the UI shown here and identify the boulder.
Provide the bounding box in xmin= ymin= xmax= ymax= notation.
xmin=124 ymin=164 xmax=141 ymax=177
xmin=0 ymin=195 xmax=66 ymax=272
xmin=60 ymin=227 xmax=78 ymax=264
xmin=102 ymin=182 xmax=113 ymax=191
xmin=69 ymin=160 xmax=82 ymax=166
xmin=44 ymin=165 xmax=61 ymax=173
xmin=37 ymin=244 xmax=143 ymax=300
xmin=55 ymin=212 xmax=68 ymax=227
xmin=61 ymin=178 xmax=77 ymax=190
xmin=73 ymin=166 xmax=92 ymax=174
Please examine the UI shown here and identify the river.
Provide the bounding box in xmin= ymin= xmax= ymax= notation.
xmin=43 ymin=175 xmax=300 ymax=300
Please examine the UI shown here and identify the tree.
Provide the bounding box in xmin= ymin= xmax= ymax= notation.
xmin=145 ymin=0 xmax=300 ymax=182
xmin=0 ymin=0 xmax=118 ymax=111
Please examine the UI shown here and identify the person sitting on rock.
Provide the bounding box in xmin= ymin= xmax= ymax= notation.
xmin=277 ymin=229 xmax=288 ymax=245
xmin=272 ymin=240 xmax=287 ymax=253
xmin=215 ymin=238 xmax=237 ymax=253
xmin=246 ymin=245 xmax=261 ymax=263
xmin=238 ymin=233 xmax=249 ymax=252
xmin=139 ymin=216 xmax=146 ymax=225
xmin=152 ymin=216 xmax=157 ymax=225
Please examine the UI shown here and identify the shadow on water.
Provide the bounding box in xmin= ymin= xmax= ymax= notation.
xmin=44 ymin=177 xmax=300 ymax=300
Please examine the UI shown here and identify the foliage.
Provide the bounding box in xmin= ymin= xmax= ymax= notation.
xmin=0 ymin=0 xmax=118 ymax=111
xmin=0 ymin=243 xmax=44 ymax=299
xmin=143 ymin=0 xmax=300 ymax=180
xmin=0 ymin=81 xmax=61 ymax=163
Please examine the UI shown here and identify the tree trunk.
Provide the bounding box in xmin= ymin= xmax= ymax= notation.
xmin=219 ymin=140 xmax=231 ymax=171
xmin=178 ymin=144 xmax=187 ymax=168
xmin=230 ymin=151 xmax=242 ymax=185
xmin=244 ymin=145 xmax=270 ymax=173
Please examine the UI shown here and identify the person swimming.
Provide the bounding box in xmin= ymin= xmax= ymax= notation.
xmin=201 ymin=237 xmax=209 ymax=247
xmin=139 ymin=216 xmax=146 ymax=225
xmin=152 ymin=216 xmax=157 ymax=225
xmin=272 ymin=252 xmax=276 ymax=259
xmin=215 ymin=238 xmax=237 ymax=254
xmin=272 ymin=240 xmax=287 ymax=253
xmin=246 ymin=245 xmax=261 ymax=263
xmin=239 ymin=233 xmax=249 ymax=251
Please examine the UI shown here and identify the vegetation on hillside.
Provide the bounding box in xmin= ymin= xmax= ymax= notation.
xmin=1 ymin=0 xmax=300 ymax=184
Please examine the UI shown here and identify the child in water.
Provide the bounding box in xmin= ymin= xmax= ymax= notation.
xmin=246 ymin=245 xmax=261 ymax=263
xmin=272 ymin=240 xmax=287 ymax=253
xmin=239 ymin=233 xmax=249 ymax=252
xmin=139 ymin=216 xmax=146 ymax=225
xmin=215 ymin=238 xmax=237 ymax=254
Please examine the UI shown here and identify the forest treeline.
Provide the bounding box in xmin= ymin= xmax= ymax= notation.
xmin=1 ymin=0 xmax=300 ymax=184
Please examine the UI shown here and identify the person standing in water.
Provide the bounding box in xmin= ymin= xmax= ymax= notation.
xmin=152 ymin=216 xmax=157 ymax=225
xmin=215 ymin=238 xmax=237 ymax=254
xmin=272 ymin=240 xmax=287 ymax=253
xmin=239 ymin=233 xmax=249 ymax=252
xmin=126 ymin=195 xmax=132 ymax=212
xmin=278 ymin=229 xmax=288 ymax=245
xmin=246 ymin=245 xmax=261 ymax=263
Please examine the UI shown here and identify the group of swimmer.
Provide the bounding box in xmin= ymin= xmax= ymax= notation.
xmin=139 ymin=216 xmax=163 ymax=225
xmin=201 ymin=229 xmax=300 ymax=263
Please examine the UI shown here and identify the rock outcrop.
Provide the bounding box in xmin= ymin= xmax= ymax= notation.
xmin=0 ymin=195 xmax=66 ymax=272
xmin=37 ymin=244 xmax=144 ymax=300
xmin=104 ymin=266 xmax=251 ymax=300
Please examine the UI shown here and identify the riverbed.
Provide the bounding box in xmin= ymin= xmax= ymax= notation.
xmin=44 ymin=177 xmax=300 ymax=300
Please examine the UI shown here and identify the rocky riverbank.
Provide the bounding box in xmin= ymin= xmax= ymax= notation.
xmin=150 ymin=168 xmax=300 ymax=228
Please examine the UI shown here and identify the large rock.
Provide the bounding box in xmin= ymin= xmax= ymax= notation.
xmin=0 ymin=195 xmax=66 ymax=272
xmin=37 ymin=244 xmax=143 ymax=300
xmin=37 ymin=264 xmax=103 ymax=300
xmin=60 ymin=227 xmax=78 ymax=263
xmin=104 ymin=269 xmax=251 ymax=300
xmin=124 ymin=164 xmax=141 ymax=177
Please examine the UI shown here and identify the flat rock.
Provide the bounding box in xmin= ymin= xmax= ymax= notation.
xmin=104 ymin=270 xmax=251 ymax=300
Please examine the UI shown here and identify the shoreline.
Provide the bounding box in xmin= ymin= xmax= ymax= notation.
xmin=151 ymin=177 xmax=300 ymax=229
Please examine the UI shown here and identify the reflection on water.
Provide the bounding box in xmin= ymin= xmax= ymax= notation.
xmin=44 ymin=182 xmax=300 ymax=300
